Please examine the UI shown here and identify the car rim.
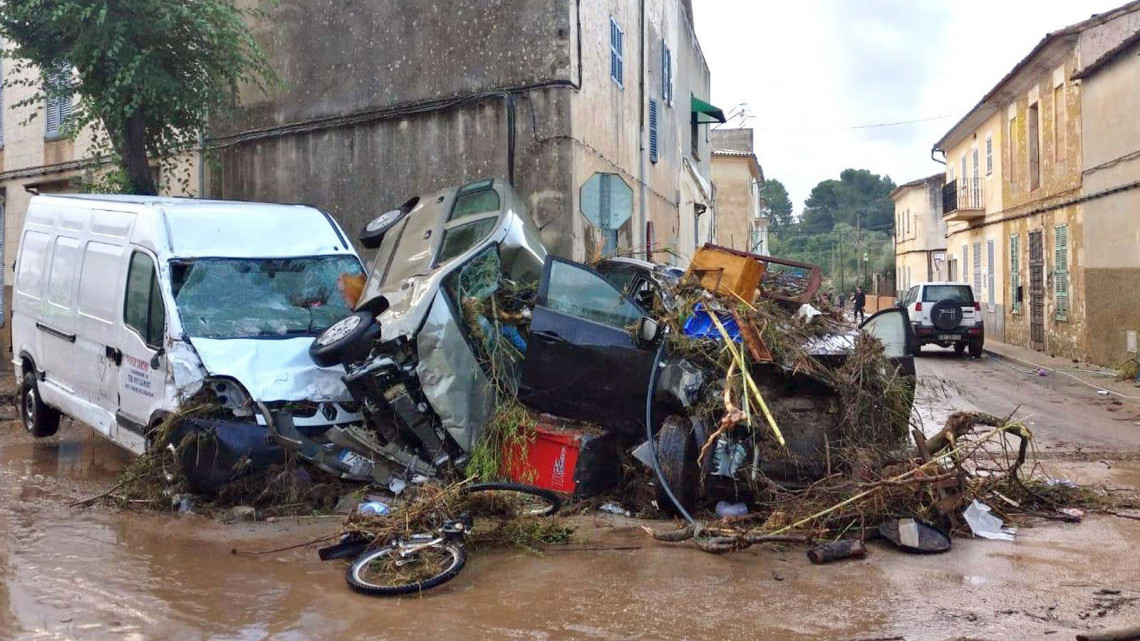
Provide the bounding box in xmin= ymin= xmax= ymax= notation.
xmin=24 ymin=387 xmax=36 ymax=432
xmin=318 ymin=315 xmax=361 ymax=346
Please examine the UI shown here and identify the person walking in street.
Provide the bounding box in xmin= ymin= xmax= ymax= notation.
xmin=853 ymin=286 xmax=866 ymax=324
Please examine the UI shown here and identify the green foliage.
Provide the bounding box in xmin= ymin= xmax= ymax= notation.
xmin=759 ymin=178 xmax=793 ymax=230
xmin=768 ymin=169 xmax=898 ymax=291
xmin=800 ymin=169 xmax=896 ymax=234
xmin=0 ymin=0 xmax=279 ymax=195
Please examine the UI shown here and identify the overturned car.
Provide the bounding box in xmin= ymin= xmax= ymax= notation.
xmin=285 ymin=179 xmax=915 ymax=509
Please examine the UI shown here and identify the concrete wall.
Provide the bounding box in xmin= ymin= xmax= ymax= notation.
xmin=1080 ymin=37 xmax=1140 ymax=366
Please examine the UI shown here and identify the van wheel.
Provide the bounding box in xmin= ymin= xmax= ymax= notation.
xmin=309 ymin=311 xmax=380 ymax=368
xmin=21 ymin=372 xmax=61 ymax=438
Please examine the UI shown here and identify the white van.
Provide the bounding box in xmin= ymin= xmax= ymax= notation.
xmin=12 ymin=194 xmax=367 ymax=489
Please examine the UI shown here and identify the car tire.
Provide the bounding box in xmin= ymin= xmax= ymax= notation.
xmin=21 ymin=371 xmax=61 ymax=438
xmin=654 ymin=414 xmax=698 ymax=515
xmin=968 ymin=338 xmax=984 ymax=358
xmin=930 ymin=299 xmax=964 ymax=331
xmin=309 ymin=311 xmax=380 ymax=368
xmin=911 ymin=343 xmax=922 ymax=357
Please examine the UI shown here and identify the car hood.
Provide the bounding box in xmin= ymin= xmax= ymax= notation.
xmin=187 ymin=337 xmax=352 ymax=402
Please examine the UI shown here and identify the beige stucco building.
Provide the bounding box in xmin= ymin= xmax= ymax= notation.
xmin=710 ymin=128 xmax=766 ymax=254
xmin=930 ymin=1 xmax=1140 ymax=363
xmin=0 ymin=51 xmax=196 ymax=357
xmin=891 ymin=174 xmax=946 ymax=295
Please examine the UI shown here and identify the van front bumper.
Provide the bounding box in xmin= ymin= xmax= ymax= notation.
xmin=171 ymin=418 xmax=286 ymax=493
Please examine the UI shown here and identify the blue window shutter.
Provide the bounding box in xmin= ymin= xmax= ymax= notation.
xmin=610 ymin=18 xmax=624 ymax=88
xmin=649 ymin=99 xmax=659 ymax=163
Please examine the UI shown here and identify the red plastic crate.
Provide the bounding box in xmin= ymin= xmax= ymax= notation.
xmin=502 ymin=420 xmax=587 ymax=495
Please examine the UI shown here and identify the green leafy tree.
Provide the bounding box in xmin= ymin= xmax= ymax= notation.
xmin=0 ymin=0 xmax=278 ymax=195
xmin=759 ymin=178 xmax=794 ymax=230
xmin=800 ymin=169 xmax=896 ymax=234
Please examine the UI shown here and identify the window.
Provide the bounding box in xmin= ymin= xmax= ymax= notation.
xmin=922 ymin=285 xmax=974 ymax=304
xmin=985 ymin=135 xmax=993 ymax=176
xmin=661 ymin=40 xmax=673 ymax=105
xmin=961 ymin=245 xmax=967 ymax=283
xmin=46 ymin=236 xmax=80 ymax=308
xmin=124 ymin=252 xmax=166 ymax=347
xmin=1053 ymin=84 xmax=1065 ymax=166
xmin=448 ymin=185 xmax=500 ymax=221
xmin=609 ymin=17 xmax=624 ymax=88
xmin=45 ymin=63 xmax=72 ymax=139
xmin=986 ymin=239 xmax=995 ymax=306
xmin=960 ymin=155 xmax=967 ymax=184
xmin=972 ymin=147 xmax=980 ymax=183
xmin=436 ymin=217 xmax=499 ymax=264
xmin=546 ymin=259 xmax=642 ymax=329
xmin=648 ymin=99 xmax=659 ymax=163
xmin=1028 ymin=103 xmax=1040 ymax=191
xmin=1054 ymin=224 xmax=1069 ymax=320
xmin=1008 ymin=114 xmax=1017 ymax=185
xmin=16 ymin=231 xmax=50 ymax=298
xmin=972 ymin=242 xmax=982 ymax=295
xmin=691 ymin=120 xmax=699 ymax=159
xmin=1010 ymin=234 xmax=1021 ymax=314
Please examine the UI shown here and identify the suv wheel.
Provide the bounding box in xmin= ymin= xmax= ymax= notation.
xmin=309 ymin=311 xmax=380 ymax=368
xmin=968 ymin=338 xmax=984 ymax=358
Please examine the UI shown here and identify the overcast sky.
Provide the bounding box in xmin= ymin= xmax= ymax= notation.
xmin=692 ymin=0 xmax=1124 ymax=214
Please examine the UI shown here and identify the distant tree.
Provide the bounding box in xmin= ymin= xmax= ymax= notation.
xmin=0 ymin=0 xmax=278 ymax=195
xmin=759 ymin=179 xmax=794 ymax=230
xmin=800 ymin=169 xmax=896 ymax=234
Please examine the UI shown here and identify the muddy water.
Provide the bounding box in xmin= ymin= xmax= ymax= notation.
xmin=3 ymin=420 xmax=1140 ymax=640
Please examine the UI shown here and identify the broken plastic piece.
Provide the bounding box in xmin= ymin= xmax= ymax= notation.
xmin=877 ymin=518 xmax=951 ymax=554
xmin=599 ymin=502 xmax=631 ymax=517
xmin=963 ymin=499 xmax=1017 ymax=541
xmin=715 ymin=501 xmax=748 ymax=518
xmin=795 ymin=304 xmax=822 ymax=322
xmin=358 ymin=501 xmax=391 ymax=517
xmin=682 ymin=304 xmax=741 ymax=342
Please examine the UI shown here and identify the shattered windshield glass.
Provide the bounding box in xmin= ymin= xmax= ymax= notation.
xmin=171 ymin=256 xmax=365 ymax=339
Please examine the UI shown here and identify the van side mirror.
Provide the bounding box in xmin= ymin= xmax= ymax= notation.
xmin=639 ymin=317 xmax=661 ymax=343
xmin=150 ymin=347 xmax=166 ymax=370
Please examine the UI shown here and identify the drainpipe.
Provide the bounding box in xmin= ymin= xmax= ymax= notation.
xmin=637 ymin=0 xmax=647 ymax=257
xmin=931 ymin=147 xmax=947 ymax=165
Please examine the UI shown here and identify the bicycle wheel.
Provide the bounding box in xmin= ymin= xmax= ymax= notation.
xmin=462 ymin=482 xmax=562 ymax=518
xmin=346 ymin=541 xmax=467 ymax=597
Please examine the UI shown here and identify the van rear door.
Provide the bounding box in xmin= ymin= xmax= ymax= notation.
xmin=116 ymin=249 xmax=169 ymax=443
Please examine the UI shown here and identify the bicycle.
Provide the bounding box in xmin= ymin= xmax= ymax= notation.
xmin=321 ymin=482 xmax=562 ymax=597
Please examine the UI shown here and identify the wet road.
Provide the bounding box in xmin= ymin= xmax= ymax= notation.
xmin=2 ymin=357 xmax=1140 ymax=641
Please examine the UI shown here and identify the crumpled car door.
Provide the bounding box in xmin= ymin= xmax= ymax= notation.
xmin=519 ymin=257 xmax=657 ymax=434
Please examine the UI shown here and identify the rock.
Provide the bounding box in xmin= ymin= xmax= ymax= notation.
xmin=230 ymin=506 xmax=257 ymax=522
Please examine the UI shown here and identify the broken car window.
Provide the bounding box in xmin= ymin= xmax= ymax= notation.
xmin=546 ymin=260 xmax=643 ymax=329
xmin=172 ymin=256 xmax=364 ymax=339
xmin=437 ymin=217 xmax=499 ymax=264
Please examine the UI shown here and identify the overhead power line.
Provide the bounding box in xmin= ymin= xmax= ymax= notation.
xmin=755 ymin=113 xmax=958 ymax=133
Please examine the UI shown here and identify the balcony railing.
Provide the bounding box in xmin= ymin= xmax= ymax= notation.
xmin=942 ymin=178 xmax=984 ymax=219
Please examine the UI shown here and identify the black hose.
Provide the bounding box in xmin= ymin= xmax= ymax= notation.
xmin=645 ymin=338 xmax=697 ymax=525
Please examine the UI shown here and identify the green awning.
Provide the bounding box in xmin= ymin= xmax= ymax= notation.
xmin=691 ymin=95 xmax=726 ymax=124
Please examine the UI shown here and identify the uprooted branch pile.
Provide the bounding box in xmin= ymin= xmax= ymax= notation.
xmin=647 ymin=411 xmax=1135 ymax=553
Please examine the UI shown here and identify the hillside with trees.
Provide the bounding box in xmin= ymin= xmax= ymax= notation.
xmin=767 ymin=169 xmax=896 ymax=293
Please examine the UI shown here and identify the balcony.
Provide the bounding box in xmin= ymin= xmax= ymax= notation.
xmin=942 ymin=178 xmax=985 ymax=222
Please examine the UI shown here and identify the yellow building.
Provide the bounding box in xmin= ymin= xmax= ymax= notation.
xmin=710 ymin=128 xmax=766 ymax=254
xmin=891 ymin=174 xmax=946 ymax=296
xmin=931 ymin=1 xmax=1140 ymax=362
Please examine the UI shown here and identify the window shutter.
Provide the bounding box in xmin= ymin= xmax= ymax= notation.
xmin=649 ymin=99 xmax=659 ymax=163
xmin=987 ymin=239 xmax=995 ymax=305
xmin=45 ymin=97 xmax=60 ymax=137
xmin=973 ymin=242 xmax=982 ymax=294
xmin=610 ymin=19 xmax=623 ymax=87
xmin=1055 ymin=225 xmax=1069 ymax=319
xmin=1010 ymin=235 xmax=1021 ymax=313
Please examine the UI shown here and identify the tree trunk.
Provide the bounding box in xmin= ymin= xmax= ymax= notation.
xmin=117 ymin=107 xmax=157 ymax=195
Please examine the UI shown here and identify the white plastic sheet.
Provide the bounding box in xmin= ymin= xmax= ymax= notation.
xmin=963 ymin=499 xmax=1017 ymax=541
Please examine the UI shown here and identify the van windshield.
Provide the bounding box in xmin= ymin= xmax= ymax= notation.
xmin=170 ymin=256 xmax=364 ymax=339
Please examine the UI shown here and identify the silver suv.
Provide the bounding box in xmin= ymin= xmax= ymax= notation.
xmin=898 ymin=282 xmax=984 ymax=357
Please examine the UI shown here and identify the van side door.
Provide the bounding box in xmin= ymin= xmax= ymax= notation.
xmin=116 ymin=249 xmax=169 ymax=445
xmin=74 ymin=239 xmax=129 ymax=425
xmin=37 ymin=235 xmax=82 ymax=390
